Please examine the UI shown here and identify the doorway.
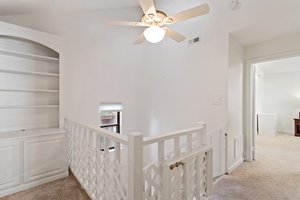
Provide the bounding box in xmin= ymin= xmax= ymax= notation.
xmin=245 ymin=54 xmax=300 ymax=161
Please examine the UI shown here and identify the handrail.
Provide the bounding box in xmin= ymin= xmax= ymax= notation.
xmin=165 ymin=145 xmax=212 ymax=166
xmin=66 ymin=119 xmax=128 ymax=144
xmin=143 ymin=126 xmax=203 ymax=145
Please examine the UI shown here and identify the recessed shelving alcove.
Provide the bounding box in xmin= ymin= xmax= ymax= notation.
xmin=0 ymin=26 xmax=68 ymax=198
xmin=0 ymin=35 xmax=60 ymax=132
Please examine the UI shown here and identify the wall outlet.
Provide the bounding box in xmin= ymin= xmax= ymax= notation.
xmin=210 ymin=97 xmax=223 ymax=105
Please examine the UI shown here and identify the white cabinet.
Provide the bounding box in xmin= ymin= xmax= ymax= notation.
xmin=0 ymin=141 xmax=21 ymax=191
xmin=0 ymin=21 xmax=66 ymax=198
xmin=0 ymin=129 xmax=68 ymax=198
xmin=24 ymin=134 xmax=67 ymax=183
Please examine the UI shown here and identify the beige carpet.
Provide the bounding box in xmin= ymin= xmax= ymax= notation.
xmin=213 ymin=133 xmax=300 ymax=200
xmin=0 ymin=173 xmax=90 ymax=200
xmin=2 ymin=134 xmax=300 ymax=200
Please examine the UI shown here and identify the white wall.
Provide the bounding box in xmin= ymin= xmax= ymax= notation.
xmin=260 ymin=71 xmax=300 ymax=134
xmin=227 ymin=35 xmax=244 ymax=172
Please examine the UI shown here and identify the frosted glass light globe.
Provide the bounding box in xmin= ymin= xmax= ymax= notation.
xmin=144 ymin=26 xmax=165 ymax=43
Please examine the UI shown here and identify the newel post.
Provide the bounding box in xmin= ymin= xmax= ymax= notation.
xmin=197 ymin=121 xmax=207 ymax=146
xmin=128 ymin=132 xmax=144 ymax=200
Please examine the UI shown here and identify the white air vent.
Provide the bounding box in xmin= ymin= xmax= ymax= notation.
xmin=188 ymin=36 xmax=201 ymax=46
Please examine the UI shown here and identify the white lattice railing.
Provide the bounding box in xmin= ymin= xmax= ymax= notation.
xmin=65 ymin=119 xmax=130 ymax=200
xmin=143 ymin=123 xmax=213 ymax=200
xmin=65 ymin=119 xmax=212 ymax=200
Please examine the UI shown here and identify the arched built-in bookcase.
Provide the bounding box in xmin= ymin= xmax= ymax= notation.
xmin=0 ymin=21 xmax=68 ymax=197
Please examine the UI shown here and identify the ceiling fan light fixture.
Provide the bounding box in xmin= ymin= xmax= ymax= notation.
xmin=143 ymin=26 xmax=166 ymax=43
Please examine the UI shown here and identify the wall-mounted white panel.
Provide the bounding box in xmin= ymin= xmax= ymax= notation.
xmin=23 ymin=135 xmax=67 ymax=183
xmin=0 ymin=141 xmax=21 ymax=190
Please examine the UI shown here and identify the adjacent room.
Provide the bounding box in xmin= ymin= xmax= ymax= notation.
xmin=255 ymin=56 xmax=300 ymax=137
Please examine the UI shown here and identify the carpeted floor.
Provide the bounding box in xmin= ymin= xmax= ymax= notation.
xmin=0 ymin=173 xmax=90 ymax=200
xmin=213 ymin=133 xmax=300 ymax=200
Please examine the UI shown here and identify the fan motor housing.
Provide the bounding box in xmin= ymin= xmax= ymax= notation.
xmin=141 ymin=10 xmax=172 ymax=25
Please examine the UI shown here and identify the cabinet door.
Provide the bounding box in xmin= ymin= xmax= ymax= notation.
xmin=24 ymin=134 xmax=67 ymax=183
xmin=0 ymin=141 xmax=21 ymax=190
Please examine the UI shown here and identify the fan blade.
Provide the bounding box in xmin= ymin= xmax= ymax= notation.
xmin=134 ymin=32 xmax=145 ymax=44
xmin=108 ymin=21 xmax=148 ymax=27
xmin=163 ymin=27 xmax=186 ymax=42
xmin=165 ymin=4 xmax=209 ymax=24
xmin=138 ymin=0 xmax=157 ymax=17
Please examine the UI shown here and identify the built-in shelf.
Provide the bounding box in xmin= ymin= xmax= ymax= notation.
xmin=0 ymin=128 xmax=65 ymax=139
xmin=0 ymin=68 xmax=59 ymax=77
xmin=0 ymin=48 xmax=59 ymax=62
xmin=1 ymin=35 xmax=60 ymax=133
xmin=0 ymin=89 xmax=59 ymax=93
xmin=0 ymin=105 xmax=59 ymax=108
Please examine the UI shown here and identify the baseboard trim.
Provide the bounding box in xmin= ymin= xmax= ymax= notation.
xmin=227 ymin=157 xmax=244 ymax=174
xmin=277 ymin=130 xmax=293 ymax=135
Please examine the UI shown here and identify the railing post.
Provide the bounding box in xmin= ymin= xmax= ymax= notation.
xmin=198 ymin=121 xmax=207 ymax=146
xmin=206 ymin=149 xmax=213 ymax=199
xmin=128 ymin=132 xmax=143 ymax=200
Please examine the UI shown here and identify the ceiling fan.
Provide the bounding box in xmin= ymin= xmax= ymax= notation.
xmin=110 ymin=0 xmax=210 ymax=44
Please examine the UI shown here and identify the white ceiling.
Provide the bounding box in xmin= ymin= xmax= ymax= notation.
xmin=257 ymin=56 xmax=300 ymax=74
xmin=1 ymin=0 xmax=300 ymax=47
xmin=0 ymin=0 xmax=138 ymax=15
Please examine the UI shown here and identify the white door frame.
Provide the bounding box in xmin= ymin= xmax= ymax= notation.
xmin=244 ymin=50 xmax=300 ymax=161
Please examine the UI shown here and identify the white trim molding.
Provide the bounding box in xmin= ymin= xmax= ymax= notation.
xmin=227 ymin=157 xmax=244 ymax=174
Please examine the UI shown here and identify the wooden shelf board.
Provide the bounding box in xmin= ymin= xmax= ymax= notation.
xmin=0 ymin=105 xmax=59 ymax=108
xmin=0 ymin=128 xmax=65 ymax=140
xmin=0 ymin=68 xmax=59 ymax=77
xmin=0 ymin=89 xmax=59 ymax=93
xmin=0 ymin=48 xmax=59 ymax=62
